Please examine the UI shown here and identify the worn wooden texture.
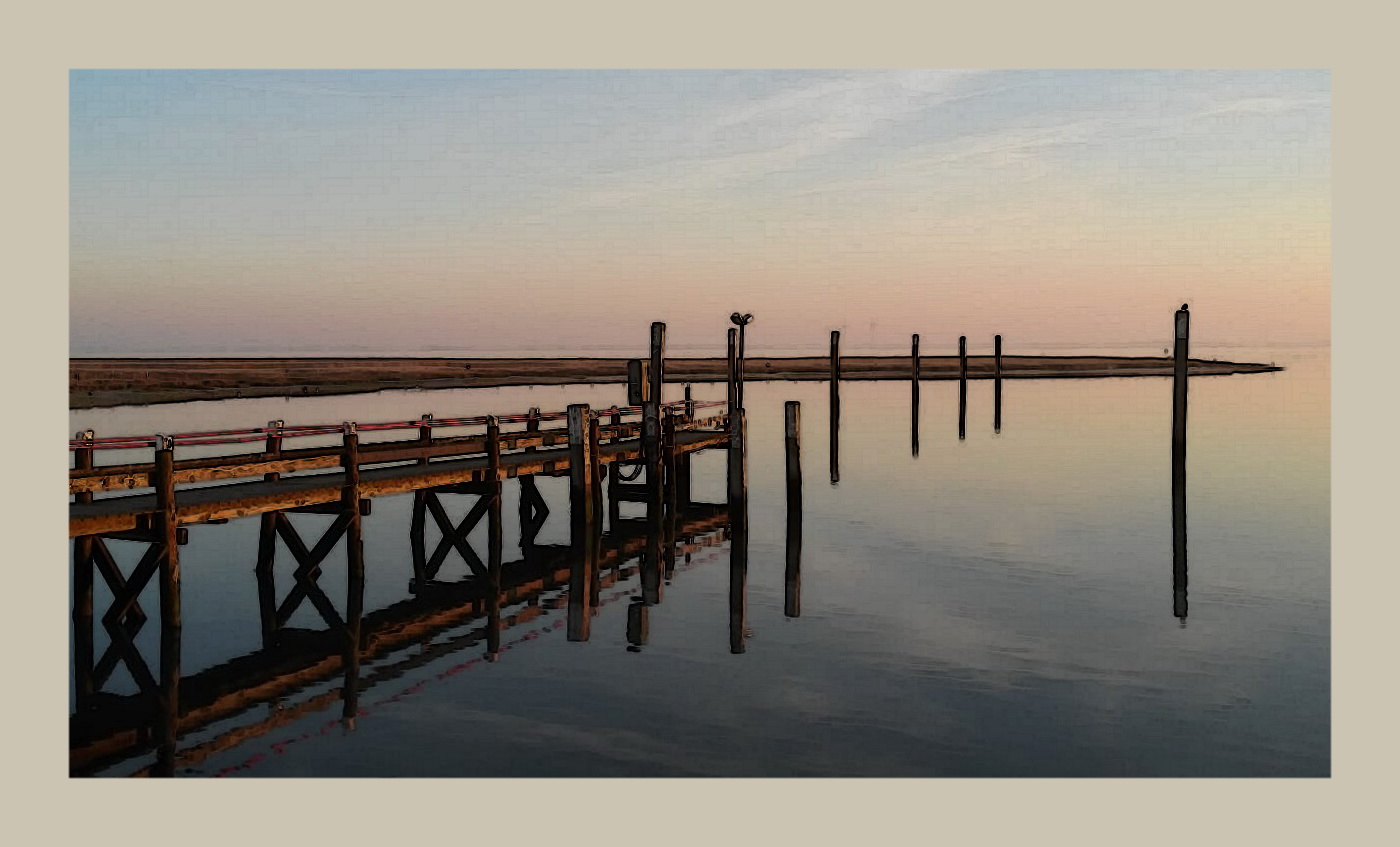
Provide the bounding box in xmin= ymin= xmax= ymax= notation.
xmin=154 ymin=441 xmax=180 ymax=777
xmin=1172 ymin=306 xmax=1189 ymax=623
xmin=69 ymin=426 xmax=728 ymax=537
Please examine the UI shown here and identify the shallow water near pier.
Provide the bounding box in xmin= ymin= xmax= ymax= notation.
xmin=68 ymin=346 xmax=1329 ymax=777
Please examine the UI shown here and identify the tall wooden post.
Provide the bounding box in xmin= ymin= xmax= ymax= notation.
xmin=728 ymin=408 xmax=749 ymax=654
xmin=257 ymin=420 xmax=283 ymax=639
xmin=1172 ymin=305 xmax=1190 ymax=625
xmin=341 ymin=423 xmax=365 ymax=724
xmin=785 ymin=402 xmax=802 ymax=618
xmin=72 ymin=430 xmax=95 ymax=710
xmin=994 ymin=335 xmax=1003 ymax=434
xmin=153 ymin=435 xmax=181 ymax=776
xmin=829 ymin=330 xmax=841 ymax=485
xmin=726 ymin=327 xmax=739 ymax=417
xmin=607 ymin=407 xmax=622 ymax=530
xmin=410 ymin=414 xmax=432 ymax=584
xmin=568 ymin=405 xmax=596 ymax=639
xmin=485 ymin=416 xmax=505 ymax=655
xmin=519 ymin=408 xmax=541 ymax=552
xmin=644 ymin=322 xmax=666 ymax=468
xmin=662 ymin=412 xmax=679 ymax=518
xmin=911 ymin=334 xmax=921 ymax=457
xmin=958 ymin=335 xmax=968 ymax=441
xmin=677 ymin=386 xmax=693 ymax=508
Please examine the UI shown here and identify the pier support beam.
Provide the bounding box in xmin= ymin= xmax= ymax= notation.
xmin=785 ymin=402 xmax=802 ymax=618
xmin=567 ymin=404 xmax=597 ymax=640
xmin=154 ymin=436 xmax=181 ymax=776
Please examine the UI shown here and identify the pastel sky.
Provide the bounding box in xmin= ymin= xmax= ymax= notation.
xmin=70 ymin=70 xmax=1330 ymax=356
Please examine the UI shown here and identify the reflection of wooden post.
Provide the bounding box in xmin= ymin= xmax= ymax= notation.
xmin=728 ymin=411 xmax=749 ymax=654
xmin=342 ymin=423 xmax=365 ymax=724
xmin=568 ymin=405 xmax=596 ymax=639
xmin=153 ymin=436 xmax=181 ymax=776
xmin=72 ymin=430 xmax=95 ymax=710
xmin=829 ymin=331 xmax=840 ymax=485
xmin=958 ymin=336 xmax=968 ymax=441
xmin=785 ymin=403 xmax=802 ymax=618
xmin=994 ymin=335 xmax=1003 ymax=434
xmin=486 ymin=416 xmax=505 ymax=654
xmin=1172 ymin=305 xmax=1190 ymax=625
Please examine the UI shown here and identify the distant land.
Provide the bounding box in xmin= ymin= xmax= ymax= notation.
xmin=70 ymin=356 xmax=1283 ymax=409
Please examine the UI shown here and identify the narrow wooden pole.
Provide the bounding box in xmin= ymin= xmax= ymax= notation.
xmin=678 ymin=387 xmax=693 ymax=508
xmin=829 ymin=330 xmax=841 ymax=485
xmin=642 ymin=455 xmax=665 ymax=606
xmin=663 ymin=411 xmax=679 ymax=518
xmin=588 ymin=415 xmax=604 ymax=613
xmin=911 ymin=334 xmax=921 ymax=457
xmin=341 ymin=422 xmax=365 ymax=724
xmin=784 ymin=402 xmax=802 ymax=618
xmin=567 ymin=405 xmax=597 ymax=639
xmin=485 ymin=416 xmax=505 ymax=654
xmin=518 ymin=408 xmax=541 ymax=552
xmin=726 ymin=327 xmax=739 ymax=417
xmin=257 ymin=420 xmax=283 ymax=628
xmin=728 ymin=410 xmax=749 ymax=654
xmin=626 ymin=598 xmax=649 ymax=650
xmin=958 ymin=335 xmax=968 ymax=441
xmin=153 ymin=435 xmax=180 ymax=776
xmin=607 ymin=407 xmax=622 ymax=530
xmin=1172 ymin=305 xmax=1190 ymax=625
xmin=410 ymin=414 xmax=432 ymax=587
xmin=644 ymin=321 xmax=666 ymax=467
xmin=72 ymin=430 xmax=95 ymax=710
xmin=994 ymin=335 xmax=1003 ymax=434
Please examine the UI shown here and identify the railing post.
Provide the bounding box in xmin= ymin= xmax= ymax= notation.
xmin=409 ymin=415 xmax=432 ymax=588
xmin=257 ymin=420 xmax=283 ymax=642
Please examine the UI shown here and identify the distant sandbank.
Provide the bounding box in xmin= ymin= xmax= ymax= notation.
xmin=69 ymin=355 xmax=1282 ymax=409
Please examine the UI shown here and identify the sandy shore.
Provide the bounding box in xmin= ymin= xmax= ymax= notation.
xmin=70 ymin=355 xmax=1282 ymax=409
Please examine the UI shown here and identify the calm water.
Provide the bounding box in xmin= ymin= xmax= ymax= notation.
xmin=69 ymin=347 xmax=1329 ymax=777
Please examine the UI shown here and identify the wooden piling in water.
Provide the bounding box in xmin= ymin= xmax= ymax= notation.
xmin=785 ymin=402 xmax=802 ymax=618
xmin=830 ymin=330 xmax=841 ymax=485
xmin=911 ymin=335 xmax=921 ymax=457
xmin=1172 ymin=305 xmax=1189 ymax=624
xmin=958 ymin=336 xmax=968 ymax=440
xmin=678 ymin=386 xmax=693 ymax=508
xmin=341 ymin=423 xmax=365 ymax=723
xmin=72 ymin=430 xmax=95 ymax=709
xmin=994 ymin=335 xmax=1003 ymax=434
xmin=726 ymin=327 xmax=739 ymax=416
xmin=728 ymin=409 xmax=749 ymax=654
xmin=153 ymin=435 xmax=181 ymax=776
xmin=484 ymin=416 xmax=506 ymax=654
xmin=567 ymin=405 xmax=596 ymax=640
xmin=644 ymin=322 xmax=666 ymax=468
xmin=409 ymin=415 xmax=432 ymax=586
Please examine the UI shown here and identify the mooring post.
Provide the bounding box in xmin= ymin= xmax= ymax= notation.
xmin=1172 ymin=305 xmax=1190 ymax=625
xmin=728 ymin=408 xmax=749 ymax=654
xmin=72 ymin=430 xmax=95 ymax=710
xmin=958 ymin=335 xmax=968 ymax=440
xmin=341 ymin=422 xmax=365 ymax=724
xmin=626 ymin=597 xmax=649 ymax=651
xmin=911 ymin=334 xmax=921 ymax=457
xmin=256 ymin=420 xmax=284 ymax=630
xmin=830 ymin=330 xmax=841 ymax=485
xmin=994 ymin=335 xmax=1003 ymax=434
xmin=153 ymin=435 xmax=181 ymax=776
xmin=678 ymin=386 xmax=693 ymax=508
xmin=785 ymin=401 xmax=803 ymax=618
xmin=726 ymin=327 xmax=739 ymax=417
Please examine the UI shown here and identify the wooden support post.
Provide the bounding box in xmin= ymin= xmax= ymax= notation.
xmin=678 ymin=387 xmax=693 ymax=509
xmin=911 ymin=334 xmax=921 ymax=457
xmin=626 ymin=598 xmax=649 ymax=651
xmin=728 ymin=410 xmax=749 ymax=654
xmin=643 ymin=321 xmax=666 ymax=467
xmin=1172 ymin=305 xmax=1190 ymax=625
xmin=829 ymin=330 xmax=841 ymax=485
xmin=663 ymin=412 xmax=679 ymax=517
xmin=486 ymin=416 xmax=505 ymax=655
xmin=994 ymin=335 xmax=1003 ymax=434
xmin=567 ymin=405 xmax=597 ymax=639
xmin=607 ymin=407 xmax=622 ymax=530
xmin=72 ymin=430 xmax=95 ymax=710
xmin=784 ymin=401 xmax=802 ymax=619
xmin=341 ymin=423 xmax=365 ymax=724
xmin=642 ymin=464 xmax=665 ymax=606
xmin=257 ymin=420 xmax=283 ymax=639
xmin=410 ymin=414 xmax=432 ymax=588
xmin=519 ymin=408 xmax=542 ymax=552
xmin=733 ymin=324 xmax=744 ymax=414
xmin=958 ymin=335 xmax=968 ymax=441
xmin=153 ymin=435 xmax=180 ymax=776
